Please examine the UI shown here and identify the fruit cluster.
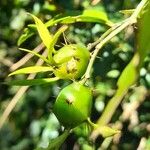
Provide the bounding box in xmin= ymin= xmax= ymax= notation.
xmin=52 ymin=44 xmax=92 ymax=128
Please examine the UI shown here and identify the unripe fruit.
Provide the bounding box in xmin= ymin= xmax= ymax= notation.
xmin=53 ymin=82 xmax=92 ymax=128
xmin=53 ymin=44 xmax=90 ymax=79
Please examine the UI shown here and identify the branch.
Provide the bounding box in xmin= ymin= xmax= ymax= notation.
xmin=85 ymin=0 xmax=148 ymax=141
xmin=0 ymin=49 xmax=47 ymax=130
xmin=10 ymin=43 xmax=44 ymax=71
xmin=84 ymin=0 xmax=147 ymax=80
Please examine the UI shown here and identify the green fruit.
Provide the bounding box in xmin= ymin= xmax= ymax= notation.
xmin=53 ymin=82 xmax=92 ymax=128
xmin=53 ymin=44 xmax=90 ymax=79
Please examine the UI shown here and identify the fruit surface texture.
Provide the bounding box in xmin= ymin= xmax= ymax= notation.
xmin=53 ymin=44 xmax=90 ymax=79
xmin=53 ymin=82 xmax=92 ymax=128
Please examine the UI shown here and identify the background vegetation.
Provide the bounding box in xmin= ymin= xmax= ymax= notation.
xmin=0 ymin=0 xmax=150 ymax=149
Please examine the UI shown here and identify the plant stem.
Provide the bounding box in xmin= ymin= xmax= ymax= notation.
xmin=87 ymin=0 xmax=148 ymax=141
xmin=87 ymin=21 xmax=124 ymax=50
xmin=87 ymin=118 xmax=98 ymax=129
xmin=96 ymin=0 xmax=147 ymax=126
xmin=84 ymin=0 xmax=148 ymax=80
xmin=98 ymin=88 xmax=127 ymax=126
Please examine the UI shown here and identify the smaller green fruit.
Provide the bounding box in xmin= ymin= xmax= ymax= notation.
xmin=53 ymin=82 xmax=92 ymax=128
xmin=53 ymin=44 xmax=90 ymax=79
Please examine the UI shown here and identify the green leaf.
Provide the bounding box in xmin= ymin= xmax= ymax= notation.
xmin=47 ymin=129 xmax=70 ymax=150
xmin=137 ymin=0 xmax=150 ymax=67
xmin=97 ymin=54 xmax=139 ymax=126
xmin=29 ymin=14 xmax=52 ymax=50
xmin=8 ymin=66 xmax=53 ymax=76
xmin=80 ymin=9 xmax=113 ymax=26
xmin=18 ymin=10 xmax=112 ymax=45
xmin=45 ymin=16 xmax=77 ymax=27
xmin=19 ymin=48 xmax=50 ymax=64
xmin=7 ymin=77 xmax=59 ymax=86
xmin=17 ymin=28 xmax=34 ymax=46
xmin=46 ymin=9 xmax=113 ymax=27
xmin=88 ymin=118 xmax=120 ymax=138
xmin=36 ymin=129 xmax=70 ymax=150
xmin=97 ymin=1 xmax=150 ymax=125
xmin=82 ymin=144 xmax=94 ymax=150
xmin=119 ymin=9 xmax=135 ymax=15
xmin=49 ymin=25 xmax=68 ymax=55
xmin=29 ymin=14 xmax=55 ymax=64
xmin=97 ymin=126 xmax=120 ymax=138
xmin=117 ymin=54 xmax=139 ymax=89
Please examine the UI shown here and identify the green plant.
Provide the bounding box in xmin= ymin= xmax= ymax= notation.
xmin=7 ymin=15 xmax=90 ymax=83
xmin=1 ymin=0 xmax=150 ymax=149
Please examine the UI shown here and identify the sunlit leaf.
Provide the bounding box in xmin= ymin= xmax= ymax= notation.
xmin=97 ymin=53 xmax=140 ymax=125
xmin=19 ymin=48 xmax=50 ymax=64
xmin=80 ymin=9 xmax=113 ymax=26
xmin=119 ymin=9 xmax=135 ymax=15
xmin=36 ymin=129 xmax=70 ymax=150
xmin=8 ymin=77 xmax=59 ymax=86
xmin=29 ymin=14 xmax=56 ymax=64
xmin=17 ymin=28 xmax=34 ymax=46
xmin=8 ymin=66 xmax=53 ymax=76
xmin=117 ymin=54 xmax=139 ymax=89
xmin=46 ymin=129 xmax=70 ymax=150
xmin=29 ymin=14 xmax=52 ymax=50
xmin=18 ymin=10 xmax=112 ymax=45
xmin=49 ymin=25 xmax=68 ymax=55
xmin=97 ymin=1 xmax=150 ymax=126
xmin=46 ymin=9 xmax=113 ymax=27
xmin=97 ymin=126 xmax=120 ymax=138
xmin=116 ymin=0 xmax=150 ymax=95
xmin=137 ymin=0 xmax=150 ymax=67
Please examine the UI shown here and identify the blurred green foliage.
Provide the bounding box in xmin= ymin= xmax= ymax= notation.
xmin=0 ymin=0 xmax=149 ymax=150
